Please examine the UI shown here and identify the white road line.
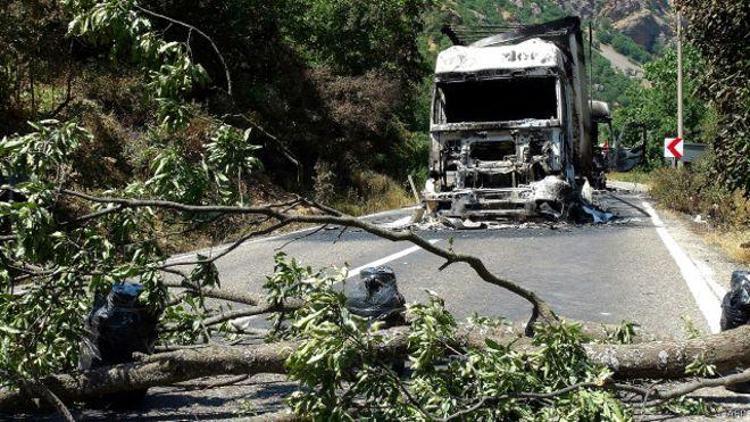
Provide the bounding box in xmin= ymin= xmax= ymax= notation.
xmin=346 ymin=239 xmax=441 ymax=279
xmin=168 ymin=205 xmax=421 ymax=263
xmin=642 ymin=201 xmax=723 ymax=333
xmin=694 ymin=259 xmax=728 ymax=301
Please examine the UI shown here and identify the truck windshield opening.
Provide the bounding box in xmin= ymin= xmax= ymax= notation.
xmin=437 ymin=77 xmax=558 ymax=123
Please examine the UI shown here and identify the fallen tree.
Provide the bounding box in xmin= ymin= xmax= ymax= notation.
xmin=2 ymin=176 xmax=749 ymax=418
xmin=1 ymin=324 xmax=750 ymax=406
xmin=3 ymin=177 xmax=749 ymax=419
xmin=3 ymin=319 xmax=750 ymax=415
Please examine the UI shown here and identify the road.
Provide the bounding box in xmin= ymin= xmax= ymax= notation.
xmin=173 ymin=188 xmax=720 ymax=338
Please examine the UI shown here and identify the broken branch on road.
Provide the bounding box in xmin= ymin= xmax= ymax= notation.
xmin=59 ymin=189 xmax=556 ymax=328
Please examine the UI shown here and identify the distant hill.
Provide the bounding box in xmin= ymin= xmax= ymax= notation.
xmin=553 ymin=0 xmax=672 ymax=53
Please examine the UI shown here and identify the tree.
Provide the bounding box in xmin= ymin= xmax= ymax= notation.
xmin=285 ymin=0 xmax=432 ymax=83
xmin=676 ymin=1 xmax=750 ymax=191
xmin=612 ymin=45 xmax=712 ymax=166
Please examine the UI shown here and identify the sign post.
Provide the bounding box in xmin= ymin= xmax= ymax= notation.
xmin=664 ymin=137 xmax=684 ymax=161
xmin=676 ymin=11 xmax=684 ymax=167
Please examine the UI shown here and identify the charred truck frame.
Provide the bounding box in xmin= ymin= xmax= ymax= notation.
xmin=425 ymin=17 xmax=605 ymax=220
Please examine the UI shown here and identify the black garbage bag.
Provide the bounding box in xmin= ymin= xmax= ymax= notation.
xmin=79 ymin=282 xmax=160 ymax=405
xmin=345 ymin=266 xmax=406 ymax=327
xmin=720 ymin=270 xmax=750 ymax=393
xmin=720 ymin=271 xmax=750 ymax=331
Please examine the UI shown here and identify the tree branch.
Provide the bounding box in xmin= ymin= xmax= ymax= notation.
xmin=441 ymin=380 xmax=646 ymax=421
xmin=60 ymin=189 xmax=555 ymax=329
xmin=62 ymin=205 xmax=123 ymax=227
xmin=134 ymin=5 xmax=232 ymax=95
xmin=651 ymin=368 xmax=750 ymax=403
xmin=161 ymin=278 xmax=263 ymax=306
xmin=201 ymin=298 xmax=303 ymax=327
xmin=0 ymin=342 xmax=294 ymax=412
xmin=20 ymin=379 xmax=76 ymax=422
xmin=159 ymin=219 xmax=290 ymax=269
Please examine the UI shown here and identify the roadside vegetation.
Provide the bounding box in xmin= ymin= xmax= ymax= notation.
xmin=647 ymin=162 xmax=750 ymax=264
xmin=0 ymin=0 xmax=434 ymax=244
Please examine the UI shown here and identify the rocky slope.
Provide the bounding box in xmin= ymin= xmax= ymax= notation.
xmin=554 ymin=0 xmax=673 ymax=51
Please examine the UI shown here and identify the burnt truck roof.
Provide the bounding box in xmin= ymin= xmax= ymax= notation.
xmin=435 ymin=38 xmax=563 ymax=74
xmin=437 ymin=16 xmax=583 ymax=75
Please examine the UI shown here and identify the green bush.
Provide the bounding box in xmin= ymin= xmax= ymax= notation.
xmin=609 ymin=32 xmax=650 ymax=63
xmin=650 ymin=153 xmax=750 ymax=229
xmin=597 ymin=30 xmax=613 ymax=45
xmin=649 ymin=166 xmax=706 ymax=215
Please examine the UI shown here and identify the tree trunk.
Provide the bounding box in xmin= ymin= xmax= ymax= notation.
xmin=3 ymin=325 xmax=750 ymax=413
xmin=586 ymin=324 xmax=750 ymax=379
xmin=0 ymin=342 xmax=295 ymax=413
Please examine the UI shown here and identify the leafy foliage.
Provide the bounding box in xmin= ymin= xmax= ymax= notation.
xmin=612 ymin=45 xmax=713 ymax=166
xmin=286 ymin=0 xmax=432 ymax=83
xmin=677 ymin=0 xmax=750 ymax=191
xmin=606 ymin=321 xmax=637 ymax=345
xmin=0 ymin=120 xmax=91 ymax=181
xmin=63 ymin=0 xmax=209 ymax=130
xmin=273 ymin=258 xmax=630 ymax=421
xmin=597 ymin=21 xmax=652 ymax=63
xmin=205 ymin=125 xmax=262 ymax=203
xmin=0 ymin=113 xmax=264 ymax=386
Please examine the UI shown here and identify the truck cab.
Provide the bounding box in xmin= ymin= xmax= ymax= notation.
xmin=424 ymin=17 xmax=593 ymax=220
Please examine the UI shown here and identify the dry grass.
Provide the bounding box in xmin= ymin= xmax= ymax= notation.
xmin=332 ymin=170 xmax=415 ymax=216
xmin=146 ymin=175 xmax=308 ymax=254
xmin=608 ymin=170 xmax=653 ymax=186
xmin=649 ymin=166 xmax=750 ymax=265
xmin=160 ymin=171 xmax=416 ymax=254
xmin=167 ymin=171 xmax=416 ymax=254
xmin=704 ymin=230 xmax=750 ymax=265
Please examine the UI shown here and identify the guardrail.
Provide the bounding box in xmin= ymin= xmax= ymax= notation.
xmin=683 ymin=142 xmax=706 ymax=164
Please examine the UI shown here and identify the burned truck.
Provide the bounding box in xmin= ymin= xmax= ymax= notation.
xmin=424 ymin=17 xmax=603 ymax=220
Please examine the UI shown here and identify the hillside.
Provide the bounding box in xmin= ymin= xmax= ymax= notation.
xmin=426 ymin=0 xmax=672 ymax=51
xmin=554 ymin=0 xmax=672 ymax=52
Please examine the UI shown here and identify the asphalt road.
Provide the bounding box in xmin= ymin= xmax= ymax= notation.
xmin=173 ymin=188 xmax=713 ymax=338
